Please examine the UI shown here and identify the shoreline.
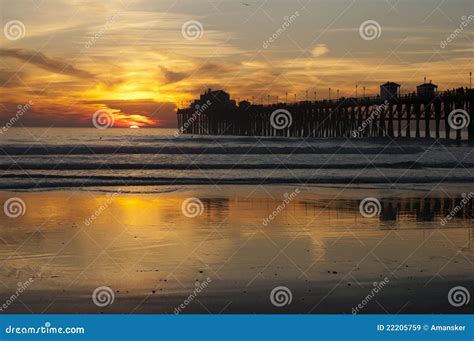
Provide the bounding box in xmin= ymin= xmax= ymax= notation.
xmin=0 ymin=182 xmax=472 ymax=196
xmin=2 ymin=178 xmax=474 ymax=191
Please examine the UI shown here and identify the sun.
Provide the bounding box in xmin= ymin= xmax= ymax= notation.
xmin=130 ymin=125 xmax=140 ymax=129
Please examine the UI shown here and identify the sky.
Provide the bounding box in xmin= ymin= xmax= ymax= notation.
xmin=0 ymin=0 xmax=473 ymax=128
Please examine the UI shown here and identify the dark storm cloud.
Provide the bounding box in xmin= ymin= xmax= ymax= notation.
xmin=0 ymin=48 xmax=96 ymax=80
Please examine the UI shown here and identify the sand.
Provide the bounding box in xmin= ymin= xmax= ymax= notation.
xmin=0 ymin=184 xmax=472 ymax=314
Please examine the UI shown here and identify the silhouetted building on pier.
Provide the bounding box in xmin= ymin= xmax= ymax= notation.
xmin=417 ymin=81 xmax=438 ymax=97
xmin=192 ymin=89 xmax=236 ymax=109
xmin=380 ymin=82 xmax=400 ymax=101
xmin=239 ymin=100 xmax=251 ymax=110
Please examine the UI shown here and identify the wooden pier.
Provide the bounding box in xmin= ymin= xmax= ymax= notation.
xmin=176 ymin=88 xmax=474 ymax=140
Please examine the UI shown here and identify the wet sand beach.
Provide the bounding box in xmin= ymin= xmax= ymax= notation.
xmin=0 ymin=184 xmax=472 ymax=314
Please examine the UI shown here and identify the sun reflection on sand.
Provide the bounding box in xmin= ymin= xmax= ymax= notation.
xmin=0 ymin=186 xmax=472 ymax=312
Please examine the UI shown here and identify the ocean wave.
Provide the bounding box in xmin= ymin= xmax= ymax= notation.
xmin=0 ymin=161 xmax=473 ymax=170
xmin=1 ymin=175 xmax=473 ymax=190
xmin=78 ymin=187 xmax=180 ymax=194
xmin=0 ymin=145 xmax=426 ymax=155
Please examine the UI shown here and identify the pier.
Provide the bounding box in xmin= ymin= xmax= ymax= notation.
xmin=176 ymin=85 xmax=474 ymax=140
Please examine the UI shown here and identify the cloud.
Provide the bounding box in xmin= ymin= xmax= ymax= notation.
xmin=0 ymin=48 xmax=96 ymax=80
xmin=198 ymin=62 xmax=232 ymax=73
xmin=0 ymin=70 xmax=25 ymax=87
xmin=0 ymin=98 xmax=178 ymax=128
xmin=158 ymin=62 xmax=237 ymax=86
xmin=311 ymin=44 xmax=329 ymax=57
xmin=84 ymin=99 xmax=177 ymax=127
xmin=159 ymin=66 xmax=189 ymax=85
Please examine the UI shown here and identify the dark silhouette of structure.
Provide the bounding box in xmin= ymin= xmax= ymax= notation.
xmin=380 ymin=82 xmax=400 ymax=101
xmin=177 ymin=82 xmax=474 ymax=140
xmin=417 ymin=80 xmax=438 ymax=97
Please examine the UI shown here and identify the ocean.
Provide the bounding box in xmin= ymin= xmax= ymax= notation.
xmin=0 ymin=127 xmax=472 ymax=190
xmin=0 ymin=127 xmax=472 ymax=314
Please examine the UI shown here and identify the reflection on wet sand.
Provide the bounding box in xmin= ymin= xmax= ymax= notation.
xmin=299 ymin=194 xmax=474 ymax=224
xmin=0 ymin=185 xmax=472 ymax=313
